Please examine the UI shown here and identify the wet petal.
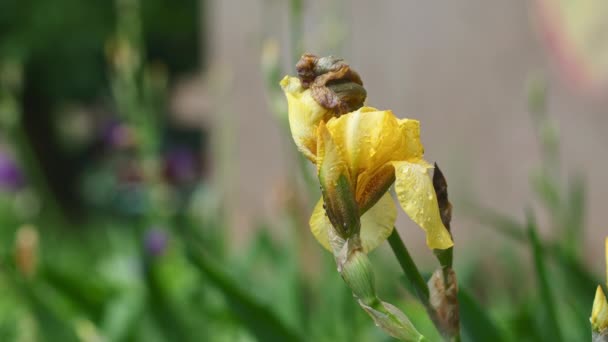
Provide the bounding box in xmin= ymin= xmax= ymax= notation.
xmin=325 ymin=108 xmax=409 ymax=182
xmin=393 ymin=161 xmax=453 ymax=250
xmin=280 ymin=76 xmax=334 ymax=161
xmin=397 ymin=118 xmax=425 ymax=161
xmin=310 ymin=193 xmax=396 ymax=253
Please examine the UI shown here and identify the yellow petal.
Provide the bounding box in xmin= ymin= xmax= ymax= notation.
xmin=310 ymin=193 xmax=396 ymax=253
xmin=359 ymin=192 xmax=397 ymax=253
xmin=309 ymin=197 xmax=332 ymax=251
xmin=397 ymin=118 xmax=425 ymax=162
xmin=393 ymin=161 xmax=453 ymax=250
xmin=325 ymin=107 xmax=410 ymax=183
xmin=316 ymin=121 xmax=351 ymax=189
xmin=280 ymin=76 xmax=334 ymax=161
xmin=591 ymin=285 xmax=608 ymax=332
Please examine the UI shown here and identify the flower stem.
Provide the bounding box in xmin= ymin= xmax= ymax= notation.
xmin=387 ymin=229 xmax=430 ymax=307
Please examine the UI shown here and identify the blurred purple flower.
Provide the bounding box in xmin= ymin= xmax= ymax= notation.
xmin=100 ymin=119 xmax=134 ymax=149
xmin=144 ymin=229 xmax=168 ymax=257
xmin=163 ymin=148 xmax=199 ymax=184
xmin=0 ymin=151 xmax=24 ymax=191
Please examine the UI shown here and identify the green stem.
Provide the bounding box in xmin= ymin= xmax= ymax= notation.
xmin=387 ymin=229 xmax=430 ymax=306
xmin=389 ymin=229 xmax=464 ymax=341
xmin=2 ymin=94 xmax=68 ymax=226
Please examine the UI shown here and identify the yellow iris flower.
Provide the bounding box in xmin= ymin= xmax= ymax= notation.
xmin=281 ymin=76 xmax=453 ymax=252
xmin=591 ymin=237 xmax=608 ymax=333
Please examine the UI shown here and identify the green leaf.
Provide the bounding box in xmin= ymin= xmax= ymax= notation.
xmin=458 ymin=288 xmax=504 ymax=342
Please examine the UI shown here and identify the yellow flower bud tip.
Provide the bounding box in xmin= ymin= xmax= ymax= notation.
xmin=605 ymin=236 xmax=608 ymax=286
xmin=279 ymin=75 xmax=299 ymax=93
xmin=591 ymin=285 xmax=608 ymax=332
xmin=590 ymin=238 xmax=608 ymax=333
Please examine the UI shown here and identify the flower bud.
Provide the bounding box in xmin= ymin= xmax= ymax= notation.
xmin=591 ymin=237 xmax=608 ymax=338
xmin=428 ymin=269 xmax=460 ymax=337
xmin=338 ymin=240 xmax=377 ymax=306
xmin=360 ymin=301 xmax=425 ymax=341
xmin=336 ymin=236 xmax=425 ymax=341
xmin=592 ymin=286 xmax=608 ymax=333
xmin=317 ymin=122 xmax=360 ymax=238
xmin=295 ymin=54 xmax=366 ymax=114
xmin=15 ymin=224 xmax=38 ymax=278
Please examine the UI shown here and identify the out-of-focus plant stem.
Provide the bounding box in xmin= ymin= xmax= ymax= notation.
xmin=110 ymin=0 xmax=170 ymax=227
xmin=289 ymin=0 xmax=303 ymax=60
xmin=0 ymin=61 xmax=68 ymax=226
xmin=527 ymin=75 xmax=583 ymax=259
xmin=527 ymin=210 xmax=563 ymax=342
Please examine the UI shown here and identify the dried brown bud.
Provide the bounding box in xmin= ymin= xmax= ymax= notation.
xmin=428 ymin=268 xmax=460 ymax=337
xmin=295 ymin=53 xmax=319 ymax=88
xmin=295 ymin=53 xmax=366 ymax=114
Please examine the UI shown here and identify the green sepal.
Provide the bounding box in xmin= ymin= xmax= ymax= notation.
xmin=319 ymin=173 xmax=360 ymax=239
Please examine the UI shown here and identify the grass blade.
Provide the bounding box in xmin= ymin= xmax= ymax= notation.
xmin=527 ymin=210 xmax=563 ymax=342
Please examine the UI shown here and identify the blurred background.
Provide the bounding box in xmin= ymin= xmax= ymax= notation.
xmin=0 ymin=0 xmax=607 ymax=341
